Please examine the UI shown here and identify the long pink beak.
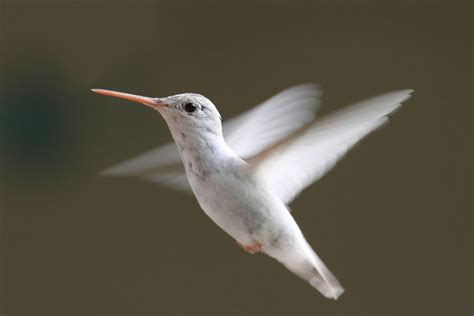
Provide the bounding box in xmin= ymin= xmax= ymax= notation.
xmin=91 ymin=89 xmax=165 ymax=109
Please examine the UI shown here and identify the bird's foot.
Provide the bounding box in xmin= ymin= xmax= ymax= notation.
xmin=237 ymin=240 xmax=262 ymax=254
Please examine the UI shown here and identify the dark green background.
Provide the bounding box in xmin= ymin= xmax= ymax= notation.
xmin=1 ymin=1 xmax=471 ymax=315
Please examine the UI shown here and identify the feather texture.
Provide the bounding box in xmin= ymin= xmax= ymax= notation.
xmin=101 ymin=84 xmax=321 ymax=192
xmin=249 ymin=90 xmax=414 ymax=204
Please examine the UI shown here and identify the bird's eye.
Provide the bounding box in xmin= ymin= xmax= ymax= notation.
xmin=184 ymin=103 xmax=197 ymax=113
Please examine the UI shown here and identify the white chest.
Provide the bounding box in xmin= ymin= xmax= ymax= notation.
xmin=185 ymin=157 xmax=278 ymax=244
xmin=172 ymin=131 xmax=287 ymax=244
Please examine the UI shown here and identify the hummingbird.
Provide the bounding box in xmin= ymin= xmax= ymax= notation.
xmin=92 ymin=84 xmax=413 ymax=299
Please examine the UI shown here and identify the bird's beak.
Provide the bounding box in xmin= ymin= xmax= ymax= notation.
xmin=91 ymin=89 xmax=166 ymax=109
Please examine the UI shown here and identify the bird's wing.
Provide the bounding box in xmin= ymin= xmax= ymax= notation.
xmin=101 ymin=142 xmax=180 ymax=176
xmin=142 ymin=170 xmax=193 ymax=192
xmin=101 ymin=84 xmax=321 ymax=192
xmin=248 ymin=90 xmax=414 ymax=205
xmin=224 ymin=84 xmax=321 ymax=158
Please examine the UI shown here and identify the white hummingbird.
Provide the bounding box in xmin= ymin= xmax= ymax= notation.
xmin=92 ymin=84 xmax=413 ymax=299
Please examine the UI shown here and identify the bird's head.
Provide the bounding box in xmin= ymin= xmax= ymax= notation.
xmin=92 ymin=89 xmax=223 ymax=140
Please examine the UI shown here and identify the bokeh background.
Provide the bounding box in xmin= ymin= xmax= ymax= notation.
xmin=0 ymin=1 xmax=471 ymax=315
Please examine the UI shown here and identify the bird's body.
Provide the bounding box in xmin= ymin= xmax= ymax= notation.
xmin=169 ymin=117 xmax=265 ymax=244
xmin=93 ymin=85 xmax=413 ymax=300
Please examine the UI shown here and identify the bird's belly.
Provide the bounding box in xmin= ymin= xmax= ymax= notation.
xmin=187 ymin=171 xmax=284 ymax=245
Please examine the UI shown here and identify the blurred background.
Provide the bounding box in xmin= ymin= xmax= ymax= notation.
xmin=0 ymin=1 xmax=471 ymax=315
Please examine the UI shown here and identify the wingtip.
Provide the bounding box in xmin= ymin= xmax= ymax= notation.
xmin=99 ymin=167 xmax=121 ymax=177
xmin=399 ymin=89 xmax=415 ymax=103
xmin=330 ymin=287 xmax=345 ymax=300
xmin=382 ymin=89 xmax=414 ymax=105
xmin=404 ymin=89 xmax=415 ymax=96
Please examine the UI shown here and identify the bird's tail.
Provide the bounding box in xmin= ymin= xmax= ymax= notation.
xmin=268 ymin=240 xmax=344 ymax=299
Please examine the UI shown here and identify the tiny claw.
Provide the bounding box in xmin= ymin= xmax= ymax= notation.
xmin=237 ymin=240 xmax=262 ymax=254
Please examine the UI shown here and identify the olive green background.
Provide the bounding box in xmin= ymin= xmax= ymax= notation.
xmin=0 ymin=1 xmax=471 ymax=315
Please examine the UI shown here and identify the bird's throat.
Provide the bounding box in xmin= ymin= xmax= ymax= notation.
xmin=173 ymin=130 xmax=236 ymax=179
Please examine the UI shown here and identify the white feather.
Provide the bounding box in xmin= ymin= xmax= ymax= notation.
xmin=143 ymin=171 xmax=192 ymax=192
xmin=101 ymin=84 xmax=321 ymax=191
xmin=251 ymin=90 xmax=414 ymax=204
xmin=224 ymin=84 xmax=320 ymax=158
xmin=101 ymin=142 xmax=180 ymax=176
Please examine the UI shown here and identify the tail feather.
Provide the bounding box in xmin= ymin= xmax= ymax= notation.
xmin=305 ymin=245 xmax=345 ymax=299
xmin=267 ymin=240 xmax=344 ymax=299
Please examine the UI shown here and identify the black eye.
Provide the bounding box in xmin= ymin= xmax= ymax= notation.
xmin=184 ymin=103 xmax=197 ymax=113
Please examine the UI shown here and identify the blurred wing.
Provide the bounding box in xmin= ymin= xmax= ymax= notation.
xmin=101 ymin=84 xmax=321 ymax=192
xmin=249 ymin=90 xmax=414 ymax=205
xmin=224 ymin=84 xmax=321 ymax=158
xmin=142 ymin=171 xmax=193 ymax=192
xmin=101 ymin=142 xmax=180 ymax=176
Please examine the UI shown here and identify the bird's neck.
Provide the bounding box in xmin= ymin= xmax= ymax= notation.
xmin=171 ymin=128 xmax=240 ymax=176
